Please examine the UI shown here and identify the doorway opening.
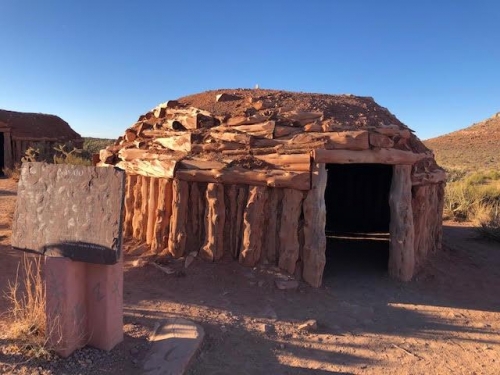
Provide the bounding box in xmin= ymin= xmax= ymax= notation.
xmin=323 ymin=163 xmax=393 ymax=278
xmin=0 ymin=132 xmax=4 ymax=176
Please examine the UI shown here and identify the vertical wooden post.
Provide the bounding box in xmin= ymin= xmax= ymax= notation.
xmin=139 ymin=176 xmax=150 ymax=241
xmin=132 ymin=175 xmax=143 ymax=240
xmin=302 ymin=163 xmax=327 ymax=287
xmin=146 ymin=178 xmax=158 ymax=246
xmin=154 ymin=179 xmax=174 ymax=254
xmin=388 ymin=165 xmax=415 ymax=281
xmin=233 ymin=186 xmax=248 ymax=259
xmin=278 ymin=189 xmax=304 ymax=274
xmin=186 ymin=182 xmax=205 ymax=254
xmin=123 ymin=175 xmax=136 ymax=238
xmin=262 ymin=188 xmax=283 ymax=265
xmin=223 ymin=184 xmax=238 ymax=258
xmin=239 ymin=186 xmax=268 ymax=267
xmin=168 ymin=179 xmax=189 ymax=258
xmin=200 ymin=183 xmax=226 ymax=261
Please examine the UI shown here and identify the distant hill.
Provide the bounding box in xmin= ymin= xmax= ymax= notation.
xmin=424 ymin=112 xmax=500 ymax=171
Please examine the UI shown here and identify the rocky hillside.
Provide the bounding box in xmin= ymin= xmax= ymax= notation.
xmin=424 ymin=112 xmax=500 ymax=171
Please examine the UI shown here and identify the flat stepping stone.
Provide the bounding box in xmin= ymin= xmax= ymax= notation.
xmin=143 ymin=318 xmax=204 ymax=375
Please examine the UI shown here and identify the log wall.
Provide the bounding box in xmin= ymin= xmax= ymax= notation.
xmin=122 ymin=174 xmax=326 ymax=285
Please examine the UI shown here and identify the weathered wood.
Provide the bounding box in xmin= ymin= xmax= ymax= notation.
xmin=412 ymin=183 xmax=444 ymax=270
xmin=200 ymin=183 xmax=226 ymax=261
xmin=116 ymin=159 xmax=179 ymax=179
xmin=374 ymin=125 xmax=411 ymax=139
xmin=262 ymin=188 xmax=283 ymax=265
xmin=123 ymin=174 xmax=137 ymax=238
xmin=369 ymin=132 xmax=394 ymax=148
xmin=224 ymin=185 xmax=238 ymax=258
xmin=303 ymin=123 xmax=323 ymax=132
xmin=124 ymin=129 xmax=137 ymax=142
xmin=167 ymin=179 xmax=189 ymax=258
xmin=412 ymin=169 xmax=447 ymax=186
xmin=239 ymin=186 xmax=268 ymax=266
xmin=175 ymin=168 xmax=310 ymax=191
xmin=324 ymin=131 xmax=369 ymax=150
xmin=210 ymin=131 xmax=253 ymax=145
xmin=253 ymin=153 xmax=311 ymax=171
xmin=388 ymin=165 xmax=415 ymax=281
xmin=234 ymin=186 xmax=248 ymax=259
xmin=132 ymin=175 xmax=144 ymax=240
xmin=146 ymin=178 xmax=158 ymax=246
xmin=2 ymin=131 xmax=13 ymax=169
xmin=313 ymin=148 xmax=429 ymax=165
xmin=178 ymin=158 xmax=227 ymax=170
xmin=302 ymin=163 xmax=327 ymax=287
xmin=154 ymin=133 xmax=192 ymax=152
xmin=274 ymin=125 xmax=303 ymax=138
xmin=278 ymin=189 xmax=304 ymax=274
xmin=151 ymin=178 xmax=173 ymax=254
xmin=186 ymin=182 xmax=205 ymax=254
xmin=226 ymin=113 xmax=268 ymax=126
xmin=140 ymin=176 xmax=150 ymax=241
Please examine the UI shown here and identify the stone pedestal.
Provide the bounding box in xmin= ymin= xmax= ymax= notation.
xmin=45 ymin=257 xmax=123 ymax=357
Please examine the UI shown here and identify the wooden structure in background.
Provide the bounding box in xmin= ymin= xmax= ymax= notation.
xmin=100 ymin=89 xmax=446 ymax=287
xmin=0 ymin=110 xmax=83 ymax=171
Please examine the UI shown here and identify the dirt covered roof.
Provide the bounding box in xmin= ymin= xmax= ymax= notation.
xmin=0 ymin=109 xmax=82 ymax=141
xmin=101 ymin=89 xmax=442 ymax=189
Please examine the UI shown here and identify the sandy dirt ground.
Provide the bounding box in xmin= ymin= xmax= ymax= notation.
xmin=0 ymin=176 xmax=499 ymax=375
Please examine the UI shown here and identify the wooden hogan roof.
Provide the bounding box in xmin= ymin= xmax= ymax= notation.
xmin=101 ymin=89 xmax=444 ymax=190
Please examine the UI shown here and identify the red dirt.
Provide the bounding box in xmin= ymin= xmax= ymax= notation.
xmin=1 ymin=177 xmax=499 ymax=374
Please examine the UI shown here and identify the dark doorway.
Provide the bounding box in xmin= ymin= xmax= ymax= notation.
xmin=323 ymin=164 xmax=393 ymax=278
xmin=0 ymin=132 xmax=4 ymax=176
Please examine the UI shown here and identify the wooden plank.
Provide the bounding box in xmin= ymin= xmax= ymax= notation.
xmin=324 ymin=131 xmax=369 ymax=150
xmin=302 ymin=163 xmax=327 ymax=287
xmin=262 ymin=188 xmax=283 ymax=265
xmin=123 ymin=174 xmax=136 ymax=238
xmin=388 ymin=165 xmax=415 ymax=281
xmin=146 ymin=178 xmax=158 ymax=246
xmin=151 ymin=178 xmax=172 ymax=254
xmin=116 ymin=159 xmax=178 ymax=179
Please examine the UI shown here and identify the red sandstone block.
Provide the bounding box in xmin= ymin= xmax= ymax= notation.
xmin=45 ymin=257 xmax=87 ymax=357
xmin=86 ymin=257 xmax=124 ymax=351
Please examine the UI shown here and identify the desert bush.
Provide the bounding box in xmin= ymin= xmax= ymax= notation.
xmin=3 ymin=255 xmax=54 ymax=359
xmin=1 ymin=164 xmax=21 ymax=181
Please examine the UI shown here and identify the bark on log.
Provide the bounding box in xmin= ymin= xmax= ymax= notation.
xmin=140 ymin=176 xmax=150 ymax=241
xmin=210 ymin=131 xmax=254 ymax=145
xmin=411 ymin=169 xmax=447 ymax=186
xmin=154 ymin=133 xmax=192 ymax=152
xmin=178 ymin=159 xmax=227 ymax=170
xmin=146 ymin=178 xmax=159 ymax=246
xmin=200 ymin=183 xmax=226 ymax=261
xmin=374 ymin=125 xmax=411 ymax=139
xmin=226 ymin=113 xmax=269 ymax=126
xmin=224 ymin=185 xmax=238 ymax=259
xmin=274 ymin=125 xmax=303 ymax=138
xmin=313 ymin=148 xmax=429 ymax=165
xmin=175 ymin=168 xmax=310 ymax=190
xmin=132 ymin=175 xmax=143 ymax=239
xmin=302 ymin=163 xmax=327 ymax=287
xmin=412 ymin=183 xmax=444 ymax=270
xmin=123 ymin=174 xmax=137 ymax=238
xmin=151 ymin=178 xmax=173 ymax=254
xmin=262 ymin=188 xmax=283 ymax=265
xmin=116 ymin=159 xmax=179 ymax=179
xmin=215 ymin=121 xmax=275 ymax=139
xmin=239 ymin=186 xmax=268 ymax=266
xmin=324 ymin=131 xmax=369 ymax=150
xmin=234 ymin=186 xmax=248 ymax=259
xmin=369 ymin=132 xmax=394 ymax=148
xmin=388 ymin=165 xmax=415 ymax=281
xmin=186 ymin=182 xmax=206 ymax=254
xmin=278 ymin=189 xmax=304 ymax=274
xmin=167 ymin=179 xmax=189 ymax=258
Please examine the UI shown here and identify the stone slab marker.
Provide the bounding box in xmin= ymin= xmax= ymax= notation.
xmin=12 ymin=162 xmax=126 ymax=357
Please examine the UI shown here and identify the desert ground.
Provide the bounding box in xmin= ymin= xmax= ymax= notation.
xmin=0 ymin=176 xmax=499 ymax=375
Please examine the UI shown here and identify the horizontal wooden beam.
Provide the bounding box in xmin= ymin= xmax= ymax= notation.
xmin=312 ymin=148 xmax=430 ymax=165
xmin=176 ymin=168 xmax=310 ymax=190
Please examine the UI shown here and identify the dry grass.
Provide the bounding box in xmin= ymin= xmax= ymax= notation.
xmin=1 ymin=165 xmax=21 ymax=182
xmin=3 ymin=255 xmax=54 ymax=359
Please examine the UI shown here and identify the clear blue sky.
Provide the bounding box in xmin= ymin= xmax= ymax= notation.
xmin=1 ymin=0 xmax=499 ymax=140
